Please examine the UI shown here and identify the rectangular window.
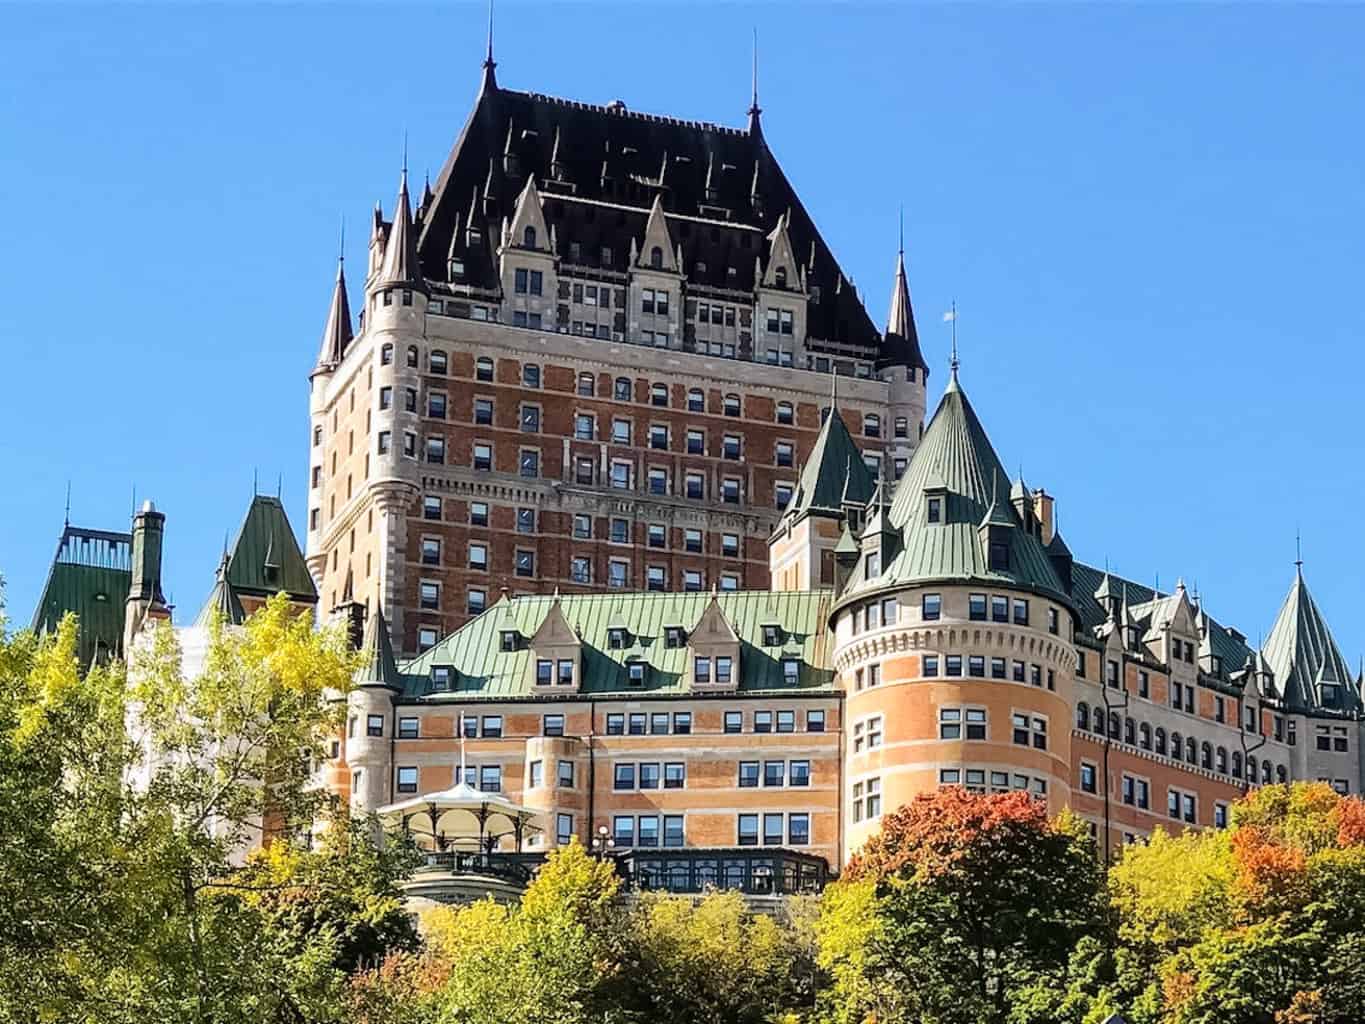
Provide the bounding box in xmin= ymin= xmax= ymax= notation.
xmin=558 ymin=760 xmax=574 ymax=788
xmin=754 ymin=710 xmax=773 ymax=733
xmin=1012 ymin=599 xmax=1030 ymax=626
xmin=606 ymin=713 xmax=624 ymax=736
xmin=479 ymin=765 xmax=501 ymax=792
xmin=529 ymin=760 xmax=543 ymax=789
xmin=396 ymin=766 xmax=418 ymax=794
xmin=763 ymin=761 xmax=785 ymax=787
xmin=991 ymin=596 xmax=1009 ymax=623
xmin=613 ymin=815 xmax=635 ymax=847
xmin=738 ymin=761 xmax=759 ymax=788
xmin=663 ymin=762 xmax=685 ymax=789
xmin=614 ymin=763 xmax=636 ymax=791
xmin=366 ymin=714 xmax=384 ymax=737
xmin=737 ymin=813 xmax=759 ymax=846
xmin=628 ymin=713 xmax=646 ymax=735
xmin=969 ymin=593 xmax=987 ymax=621
xmin=543 ymin=714 xmax=564 ymax=737
xmin=788 ymin=813 xmax=810 ymax=845
xmin=923 ymin=655 xmax=939 ymax=677
xmin=922 ymin=593 xmax=942 ymax=621
xmin=481 ymin=715 xmax=503 ymax=738
xmin=398 ymin=716 xmax=419 ymax=739
xmin=557 ymin=813 xmax=573 ymax=845
xmin=763 ymin=813 xmax=784 ymax=846
xmin=639 ymin=763 xmax=660 ymax=790
xmin=663 ymin=815 xmax=684 ymax=847
xmin=724 ymin=711 xmax=743 ymax=734
xmin=1080 ymin=762 xmax=1096 ymax=794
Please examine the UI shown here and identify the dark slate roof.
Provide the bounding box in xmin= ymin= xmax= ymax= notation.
xmin=1262 ymin=567 xmax=1361 ymax=713
xmin=415 ymin=79 xmax=894 ymax=361
xmin=884 ymin=249 xmax=928 ymax=373
xmin=30 ymin=526 xmax=131 ymax=666
xmin=224 ymin=496 xmax=317 ymax=603
xmin=853 ymin=371 xmax=1069 ymax=605
xmin=313 ymin=257 xmax=354 ymax=375
xmin=780 ymin=408 xmax=875 ymax=522
xmin=399 ymin=590 xmax=834 ymax=699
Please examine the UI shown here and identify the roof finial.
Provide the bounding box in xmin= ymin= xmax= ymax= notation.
xmin=338 ymin=215 xmax=345 ymax=267
xmin=747 ymin=28 xmax=762 ymax=134
xmin=252 ymin=468 xmax=258 ymax=496
xmin=276 ymin=472 xmax=282 ymax=499
xmin=63 ymin=480 xmax=71 ymax=528
xmin=484 ymin=0 xmax=496 ymax=69
xmin=401 ymin=130 xmax=408 ymax=178
xmin=1295 ymin=528 xmax=1303 ymax=573
xmin=947 ymin=300 xmax=959 ymax=380
xmin=898 ymin=204 xmax=904 ymax=257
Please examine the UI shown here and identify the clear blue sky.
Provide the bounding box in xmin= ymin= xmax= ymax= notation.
xmin=2 ymin=3 xmax=1362 ymax=662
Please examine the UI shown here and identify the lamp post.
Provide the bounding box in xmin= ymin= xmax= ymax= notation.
xmin=590 ymin=824 xmax=615 ymax=860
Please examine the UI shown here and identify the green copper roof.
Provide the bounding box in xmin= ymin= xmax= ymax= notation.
xmin=30 ymin=526 xmax=131 ymax=666
xmin=1262 ymin=567 xmax=1360 ymax=713
xmin=849 ymin=371 xmax=1068 ymax=605
xmin=357 ymin=605 xmax=402 ymax=690
xmin=781 ymin=408 xmax=875 ymax=521
xmin=399 ymin=590 xmax=835 ymax=699
xmin=225 ymin=496 xmax=317 ymax=602
xmin=193 ymin=554 xmax=245 ymax=627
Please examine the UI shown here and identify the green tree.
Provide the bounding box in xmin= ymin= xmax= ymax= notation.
xmin=816 ymin=788 xmax=1105 ymax=1024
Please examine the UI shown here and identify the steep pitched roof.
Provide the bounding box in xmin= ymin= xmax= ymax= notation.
xmin=194 ymin=553 xmax=245 ymax=627
xmin=883 ymin=248 xmax=928 ymax=372
xmin=399 ymin=591 xmax=834 ymax=699
xmin=416 ymin=80 xmax=894 ymax=361
xmin=376 ymin=170 xmax=424 ymax=291
xmin=224 ymin=496 xmax=317 ymax=603
xmin=1262 ymin=567 xmax=1360 ymax=712
xmin=30 ymin=526 xmax=131 ymax=666
xmin=312 ymin=257 xmax=354 ymax=375
xmin=868 ymin=371 xmax=1069 ymax=604
xmin=780 ymin=408 xmax=875 ymax=521
xmin=356 ymin=605 xmax=402 ymax=690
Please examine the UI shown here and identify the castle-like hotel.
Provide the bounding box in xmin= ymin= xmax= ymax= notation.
xmin=34 ymin=45 xmax=1363 ymax=886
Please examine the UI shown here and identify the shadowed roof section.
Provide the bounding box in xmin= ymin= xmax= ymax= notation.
xmin=224 ymin=496 xmax=317 ymax=603
xmin=399 ymin=590 xmax=835 ymax=699
xmin=30 ymin=526 xmax=131 ymax=666
xmin=415 ymin=79 xmax=895 ymax=361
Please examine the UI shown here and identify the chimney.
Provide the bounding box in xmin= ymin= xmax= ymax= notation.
xmin=129 ymin=500 xmax=167 ymax=606
xmin=1033 ymin=489 xmax=1055 ymax=546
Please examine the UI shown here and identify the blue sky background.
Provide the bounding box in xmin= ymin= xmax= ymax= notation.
xmin=1 ymin=3 xmax=1362 ymax=661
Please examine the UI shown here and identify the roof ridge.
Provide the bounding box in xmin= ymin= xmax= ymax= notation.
xmin=506 ymin=89 xmax=747 ymax=136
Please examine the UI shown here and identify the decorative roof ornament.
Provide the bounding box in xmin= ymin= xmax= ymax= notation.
xmin=480 ymin=0 xmax=497 ymax=91
xmin=884 ymin=208 xmax=929 ymax=373
xmin=747 ymin=27 xmax=762 ymax=137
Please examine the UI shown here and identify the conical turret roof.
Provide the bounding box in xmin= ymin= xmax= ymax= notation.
xmin=1262 ymin=567 xmax=1359 ymax=712
xmin=194 ymin=553 xmax=245 ymax=627
xmin=377 ymin=170 xmax=426 ymax=290
xmin=356 ymin=604 xmax=402 ymax=690
xmin=883 ymin=248 xmax=928 ymax=372
xmin=780 ymin=408 xmax=875 ymax=521
xmin=312 ymin=258 xmax=353 ymax=375
xmin=870 ymin=368 xmax=1069 ymax=604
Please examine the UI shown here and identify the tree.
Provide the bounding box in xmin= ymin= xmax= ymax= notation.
xmin=1107 ymin=782 xmax=1365 ymax=1024
xmin=625 ymin=888 xmax=813 ymax=1023
xmin=816 ymin=788 xmax=1105 ymax=1024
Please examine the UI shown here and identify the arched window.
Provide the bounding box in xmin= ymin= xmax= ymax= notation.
xmin=1155 ymin=728 xmax=1167 ymax=755
xmin=1170 ymin=732 xmax=1182 ymax=759
xmin=523 ymin=225 xmax=537 ymax=249
xmin=1077 ymin=702 xmax=1089 ymax=730
xmin=1262 ymin=759 xmax=1273 ymax=785
xmin=429 ymin=350 xmax=448 ymax=375
xmin=476 ymin=356 xmax=494 ymax=381
xmin=1108 ymin=712 xmax=1120 ymax=740
xmin=775 ymin=266 xmax=787 ymax=288
xmin=1124 ymin=717 xmax=1135 ymax=746
xmin=577 ymin=372 xmax=595 ymax=396
xmin=687 ymin=388 xmax=704 ymax=412
xmin=1276 ymin=765 xmax=1287 ymax=783
xmin=1139 ymin=722 xmax=1152 ymax=750
xmin=776 ymin=401 xmax=793 ymax=424
xmin=407 ymin=345 xmax=419 ymax=368
xmin=614 ymin=377 xmax=632 ymax=402
xmin=650 ymin=382 xmax=668 ymax=407
xmin=381 ymin=343 xmax=394 ymax=366
xmin=1092 ymin=707 xmax=1105 ymax=734
xmin=650 ymin=246 xmax=663 ymax=269
xmin=1247 ymin=758 xmax=1259 ymax=785
xmin=1201 ymin=742 xmax=1213 ymax=770
xmin=1216 ymin=747 xmax=1228 ymax=774
xmin=1232 ymin=751 xmax=1243 ymax=778
xmin=1185 ymin=737 xmax=1197 ymax=764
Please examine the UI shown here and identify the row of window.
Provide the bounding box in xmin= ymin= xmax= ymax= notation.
xmin=738 ymin=760 xmax=812 ymax=788
xmin=1075 ymin=703 xmax=1289 ymax=782
xmin=605 ymin=711 xmax=693 ymax=735
xmin=918 ymin=654 xmax=1057 ymax=691
xmin=938 ymin=769 xmax=1049 ymax=797
xmin=736 ymin=812 xmax=811 ymax=847
xmin=528 ymin=758 xmax=576 ymax=789
xmin=613 ymin=762 xmax=687 ymax=791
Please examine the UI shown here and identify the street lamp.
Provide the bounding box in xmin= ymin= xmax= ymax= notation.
xmin=590 ymin=824 xmax=615 ymax=859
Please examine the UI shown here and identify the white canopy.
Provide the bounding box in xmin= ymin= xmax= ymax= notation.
xmin=377 ymin=782 xmax=542 ymax=851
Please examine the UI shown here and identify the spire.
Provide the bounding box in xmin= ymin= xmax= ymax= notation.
xmin=783 ymin=405 xmax=875 ymax=520
xmin=947 ymin=301 xmax=960 ymax=386
xmin=312 ymin=237 xmax=353 ymax=376
xmin=377 ymin=166 xmax=426 ymax=291
xmin=194 ymin=552 xmax=245 ymax=627
xmin=1262 ymin=561 xmax=1358 ymax=712
xmin=884 ymin=220 xmax=929 ymax=373
xmin=356 ymin=604 xmax=402 ymax=691
xmin=480 ymin=0 xmax=498 ymax=91
xmin=747 ymin=28 xmax=762 ymax=136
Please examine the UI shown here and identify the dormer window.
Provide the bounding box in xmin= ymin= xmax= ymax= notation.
xmin=535 ymin=659 xmax=553 ymax=686
xmin=927 ymin=497 xmax=942 ymax=524
xmin=607 ymin=628 xmax=629 ymax=650
xmin=432 ymin=666 xmax=452 ymax=691
xmin=650 ymin=246 xmax=663 ymax=269
xmin=557 ymin=660 xmax=574 ymax=685
xmin=1323 ymin=683 xmax=1340 ymax=706
xmin=866 ymin=553 xmax=880 ymax=577
xmin=500 ymin=630 xmax=520 ymax=652
xmin=988 ymin=541 xmax=1009 ymax=572
xmin=775 ymin=266 xmax=787 ymax=288
xmin=715 ymin=656 xmax=734 ymax=685
xmin=694 ymin=656 xmax=711 ymax=684
xmin=627 ymin=660 xmax=646 ymax=686
xmin=762 ymin=624 xmax=783 ymax=647
xmin=664 ymin=626 xmax=686 ymax=649
xmin=523 ymin=225 xmax=537 ymax=249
